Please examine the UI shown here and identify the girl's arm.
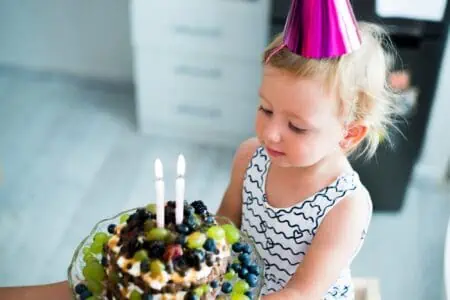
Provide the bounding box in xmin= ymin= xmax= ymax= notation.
xmin=216 ymin=138 xmax=260 ymax=228
xmin=262 ymin=188 xmax=372 ymax=300
xmin=0 ymin=281 xmax=71 ymax=300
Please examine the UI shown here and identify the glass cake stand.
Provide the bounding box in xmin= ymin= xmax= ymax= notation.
xmin=68 ymin=208 xmax=264 ymax=299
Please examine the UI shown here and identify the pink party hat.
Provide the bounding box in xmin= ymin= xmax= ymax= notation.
xmin=281 ymin=0 xmax=362 ymax=59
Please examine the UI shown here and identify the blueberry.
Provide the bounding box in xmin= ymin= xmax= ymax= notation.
xmin=231 ymin=263 xmax=242 ymax=273
xmin=79 ymin=290 xmax=93 ymax=300
xmin=194 ymin=249 xmax=205 ymax=263
xmin=246 ymin=273 xmax=258 ymax=288
xmin=107 ymin=224 xmax=116 ymax=234
xmin=242 ymin=244 xmax=252 ymax=254
xmin=245 ymin=291 xmax=254 ymax=299
xmin=248 ymin=264 xmax=260 ymax=276
xmin=176 ymin=224 xmax=190 ymax=235
xmin=167 ymin=200 xmax=176 ymax=208
xmin=141 ymin=260 xmax=150 ymax=273
xmin=101 ymin=256 xmax=108 ymax=266
xmin=203 ymin=238 xmax=216 ymax=252
xmin=239 ymin=253 xmax=251 ymax=267
xmin=146 ymin=294 xmax=154 ymax=300
xmin=184 ymin=215 xmax=198 ymax=230
xmin=232 ymin=242 xmax=244 ymax=253
xmin=238 ymin=266 xmax=249 ymax=279
xmin=221 ymin=282 xmax=233 ymax=294
xmin=184 ymin=206 xmax=195 ymax=216
xmin=184 ymin=291 xmax=199 ymax=300
xmin=204 ymin=215 xmax=215 ymax=224
xmin=173 ymin=257 xmax=188 ymax=273
xmin=175 ymin=234 xmax=187 ymax=246
xmin=74 ymin=283 xmax=88 ymax=294
xmin=210 ymin=279 xmax=219 ymax=289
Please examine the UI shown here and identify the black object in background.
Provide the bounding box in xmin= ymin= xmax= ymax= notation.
xmin=270 ymin=0 xmax=449 ymax=212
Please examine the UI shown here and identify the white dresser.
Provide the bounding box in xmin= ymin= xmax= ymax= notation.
xmin=130 ymin=0 xmax=271 ymax=147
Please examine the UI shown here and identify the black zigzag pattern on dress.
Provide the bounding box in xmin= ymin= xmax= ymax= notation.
xmin=264 ymin=274 xmax=286 ymax=288
xmin=264 ymin=272 xmax=287 ymax=285
xmin=260 ymin=174 xmax=356 ymax=217
xmin=265 ymin=287 xmax=279 ymax=294
xmin=311 ymin=185 xmax=357 ymax=235
xmin=257 ymin=146 xmax=268 ymax=160
xmin=241 ymin=228 xmax=294 ymax=277
xmin=245 ymin=147 xmax=262 ymax=173
xmin=243 ymin=207 xmax=312 ymax=247
xmin=244 ymin=195 xmax=315 ymax=237
xmin=242 ymin=217 xmax=303 ymax=265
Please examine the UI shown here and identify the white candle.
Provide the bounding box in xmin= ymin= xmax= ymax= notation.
xmin=175 ymin=154 xmax=186 ymax=225
xmin=154 ymin=158 xmax=165 ymax=228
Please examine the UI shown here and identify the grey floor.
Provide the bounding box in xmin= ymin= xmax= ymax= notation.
xmin=0 ymin=67 xmax=449 ymax=300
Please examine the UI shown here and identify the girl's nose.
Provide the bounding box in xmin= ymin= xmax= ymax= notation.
xmin=264 ymin=121 xmax=282 ymax=144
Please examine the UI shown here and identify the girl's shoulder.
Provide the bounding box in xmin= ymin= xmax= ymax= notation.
xmin=232 ymin=137 xmax=262 ymax=172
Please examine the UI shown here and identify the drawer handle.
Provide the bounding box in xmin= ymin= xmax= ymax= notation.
xmin=174 ymin=65 xmax=222 ymax=79
xmin=176 ymin=104 xmax=223 ymax=119
xmin=173 ymin=25 xmax=223 ymax=38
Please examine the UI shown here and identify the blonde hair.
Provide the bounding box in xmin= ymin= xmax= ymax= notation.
xmin=263 ymin=22 xmax=400 ymax=159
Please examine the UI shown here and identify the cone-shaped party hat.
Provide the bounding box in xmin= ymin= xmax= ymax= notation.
xmin=281 ymin=0 xmax=361 ymax=59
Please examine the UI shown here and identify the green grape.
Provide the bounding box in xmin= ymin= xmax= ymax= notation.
xmin=82 ymin=247 xmax=91 ymax=255
xmin=224 ymin=270 xmax=237 ymax=280
xmin=130 ymin=290 xmax=142 ymax=300
xmin=120 ymin=214 xmax=129 ymax=224
xmin=144 ymin=220 xmax=154 ymax=232
xmin=146 ymin=203 xmax=156 ymax=214
xmin=222 ymin=224 xmax=240 ymax=244
xmin=187 ymin=232 xmax=207 ymax=249
xmin=83 ymin=261 xmax=105 ymax=281
xmin=87 ymin=279 xmax=103 ymax=295
xmin=230 ymin=293 xmax=250 ymax=300
xmin=206 ymin=226 xmax=225 ymax=241
xmin=166 ymin=232 xmax=177 ymax=244
xmin=233 ymin=280 xmax=250 ymax=294
xmin=83 ymin=252 xmax=97 ymax=264
xmin=93 ymin=232 xmax=109 ymax=245
xmin=133 ymin=250 xmax=149 ymax=261
xmin=146 ymin=228 xmax=169 ymax=241
xmin=151 ymin=260 xmax=165 ymax=275
xmin=194 ymin=286 xmax=204 ymax=296
xmin=202 ymin=284 xmax=211 ymax=295
xmin=90 ymin=242 xmax=104 ymax=254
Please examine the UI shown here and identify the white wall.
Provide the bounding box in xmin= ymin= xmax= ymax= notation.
xmin=0 ymin=0 xmax=133 ymax=82
xmin=415 ymin=31 xmax=450 ymax=182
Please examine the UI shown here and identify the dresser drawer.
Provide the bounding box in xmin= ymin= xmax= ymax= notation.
xmin=130 ymin=0 xmax=270 ymax=58
xmin=133 ymin=47 xmax=263 ymax=97
xmin=135 ymin=88 xmax=258 ymax=137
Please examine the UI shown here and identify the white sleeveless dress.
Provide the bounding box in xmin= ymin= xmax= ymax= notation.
xmin=241 ymin=146 xmax=371 ymax=299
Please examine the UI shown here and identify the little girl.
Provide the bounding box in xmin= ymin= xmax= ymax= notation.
xmin=217 ymin=1 xmax=399 ymax=299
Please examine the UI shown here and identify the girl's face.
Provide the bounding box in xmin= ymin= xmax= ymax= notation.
xmin=256 ymin=66 xmax=345 ymax=168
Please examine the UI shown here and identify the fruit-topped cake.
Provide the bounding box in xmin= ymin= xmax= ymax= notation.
xmin=69 ymin=155 xmax=262 ymax=300
xmin=71 ymin=201 xmax=262 ymax=300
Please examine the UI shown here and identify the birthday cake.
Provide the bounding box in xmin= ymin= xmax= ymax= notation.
xmin=70 ymin=201 xmax=262 ymax=300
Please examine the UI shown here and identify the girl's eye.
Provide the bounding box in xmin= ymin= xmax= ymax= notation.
xmin=289 ymin=122 xmax=307 ymax=134
xmin=258 ymin=105 xmax=273 ymax=115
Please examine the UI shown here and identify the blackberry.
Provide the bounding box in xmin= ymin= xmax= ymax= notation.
xmin=146 ymin=241 xmax=165 ymax=259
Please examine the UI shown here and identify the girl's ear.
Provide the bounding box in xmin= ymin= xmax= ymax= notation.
xmin=340 ymin=121 xmax=368 ymax=151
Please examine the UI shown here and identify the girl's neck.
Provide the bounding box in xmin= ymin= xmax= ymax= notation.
xmin=279 ymin=150 xmax=351 ymax=182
